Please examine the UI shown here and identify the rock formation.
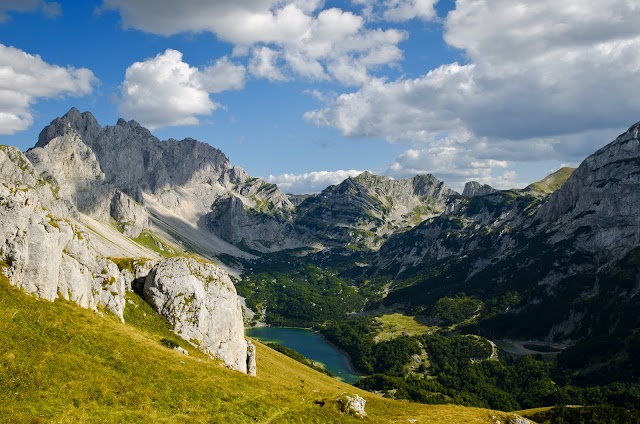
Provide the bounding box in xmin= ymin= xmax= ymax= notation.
xmin=337 ymin=394 xmax=367 ymax=418
xmin=246 ymin=339 xmax=257 ymax=376
xmin=33 ymin=108 xmax=295 ymax=254
xmin=143 ymin=257 xmax=250 ymax=373
xmin=1 ymin=137 xmax=254 ymax=374
xmin=535 ymin=124 xmax=640 ymax=258
xmin=462 ymin=181 xmax=497 ymax=197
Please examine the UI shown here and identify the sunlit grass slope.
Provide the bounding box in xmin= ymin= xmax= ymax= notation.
xmin=0 ymin=275 xmax=519 ymax=423
xmin=374 ymin=313 xmax=434 ymax=342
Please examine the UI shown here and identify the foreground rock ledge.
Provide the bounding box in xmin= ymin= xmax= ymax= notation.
xmin=143 ymin=257 xmax=253 ymax=374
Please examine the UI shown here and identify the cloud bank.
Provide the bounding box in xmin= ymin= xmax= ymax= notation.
xmin=306 ymin=0 xmax=640 ymax=185
xmin=102 ymin=0 xmax=409 ymax=86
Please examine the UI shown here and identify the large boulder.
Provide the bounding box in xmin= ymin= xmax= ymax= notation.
xmin=337 ymin=394 xmax=367 ymax=418
xmin=143 ymin=257 xmax=250 ymax=373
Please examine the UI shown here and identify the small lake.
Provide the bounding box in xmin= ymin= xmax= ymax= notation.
xmin=246 ymin=327 xmax=361 ymax=383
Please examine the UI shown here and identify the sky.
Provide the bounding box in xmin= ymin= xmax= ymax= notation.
xmin=1 ymin=1 xmax=640 ymax=194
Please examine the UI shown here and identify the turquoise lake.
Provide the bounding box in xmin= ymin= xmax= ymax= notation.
xmin=246 ymin=327 xmax=361 ymax=383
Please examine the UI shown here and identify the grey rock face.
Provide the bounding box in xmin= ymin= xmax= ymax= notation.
xmin=204 ymin=193 xmax=299 ymax=252
xmin=37 ymin=109 xmax=243 ymax=201
xmin=536 ymin=122 xmax=640 ymax=258
xmin=110 ymin=191 xmax=150 ymax=238
xmin=0 ymin=146 xmax=134 ymax=321
xmin=462 ymin=181 xmax=497 ymax=197
xmin=143 ymin=257 xmax=250 ymax=373
xmin=27 ymin=133 xmax=112 ymax=219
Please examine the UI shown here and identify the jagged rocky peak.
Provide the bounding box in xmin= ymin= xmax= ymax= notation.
xmin=25 ymin=108 xmax=298 ymax=256
xmin=36 ymin=107 xmax=102 ymax=148
xmin=462 ymin=181 xmax=497 ymax=197
xmin=35 ymin=108 xmax=242 ymax=197
xmin=347 ymin=171 xmax=453 ymax=200
xmin=292 ymin=171 xmax=455 ymax=250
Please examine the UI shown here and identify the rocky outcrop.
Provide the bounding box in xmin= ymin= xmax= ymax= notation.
xmin=2 ymin=142 xmax=254 ymax=371
xmin=110 ymin=191 xmax=150 ymax=238
xmin=26 ymin=132 xmax=150 ymax=237
xmin=462 ymin=181 xmax=497 ymax=197
xmin=143 ymin=257 xmax=250 ymax=373
xmin=246 ymin=340 xmax=257 ymax=376
xmin=26 ymin=133 xmax=112 ymax=219
xmin=204 ymin=193 xmax=300 ymax=252
xmin=0 ymin=145 xmax=135 ymax=321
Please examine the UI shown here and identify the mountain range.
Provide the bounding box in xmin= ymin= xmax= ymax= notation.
xmin=1 ymin=107 xmax=640 ymax=419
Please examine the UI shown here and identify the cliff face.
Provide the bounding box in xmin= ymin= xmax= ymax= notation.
xmin=462 ymin=181 xmax=497 ymax=198
xmin=0 ymin=145 xmax=133 ymax=321
xmin=36 ymin=109 xmax=238 ymax=198
xmin=0 ymin=142 xmax=254 ymax=374
xmin=535 ymin=124 xmax=640 ymax=258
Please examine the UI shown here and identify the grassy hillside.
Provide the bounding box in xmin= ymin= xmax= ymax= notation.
xmin=0 ymin=275 xmax=521 ymax=423
xmin=524 ymin=167 xmax=575 ymax=194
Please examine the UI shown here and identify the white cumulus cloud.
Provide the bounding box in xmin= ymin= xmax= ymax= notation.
xmin=266 ymin=169 xmax=364 ymax=193
xmin=0 ymin=43 xmax=96 ymax=134
xmin=382 ymin=0 xmax=438 ymax=22
xmin=119 ymin=49 xmax=246 ymax=130
xmin=387 ymin=144 xmax=521 ymax=192
xmin=307 ymin=0 xmax=640 ymax=185
xmin=101 ymin=0 xmax=408 ymax=85
xmin=350 ymin=0 xmax=438 ymax=22
xmin=249 ymin=46 xmax=287 ymax=81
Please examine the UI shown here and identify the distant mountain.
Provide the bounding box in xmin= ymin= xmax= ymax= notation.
xmin=293 ymin=171 xmax=453 ymax=250
xmin=29 ymin=109 xmax=458 ymax=254
xmin=378 ymin=122 xmax=640 ymax=382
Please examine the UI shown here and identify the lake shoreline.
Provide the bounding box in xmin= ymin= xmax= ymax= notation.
xmin=245 ymin=326 xmax=364 ymax=383
xmin=314 ymin=329 xmax=367 ymax=378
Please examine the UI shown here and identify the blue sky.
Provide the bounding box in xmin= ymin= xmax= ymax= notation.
xmin=1 ymin=1 xmax=639 ymax=193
